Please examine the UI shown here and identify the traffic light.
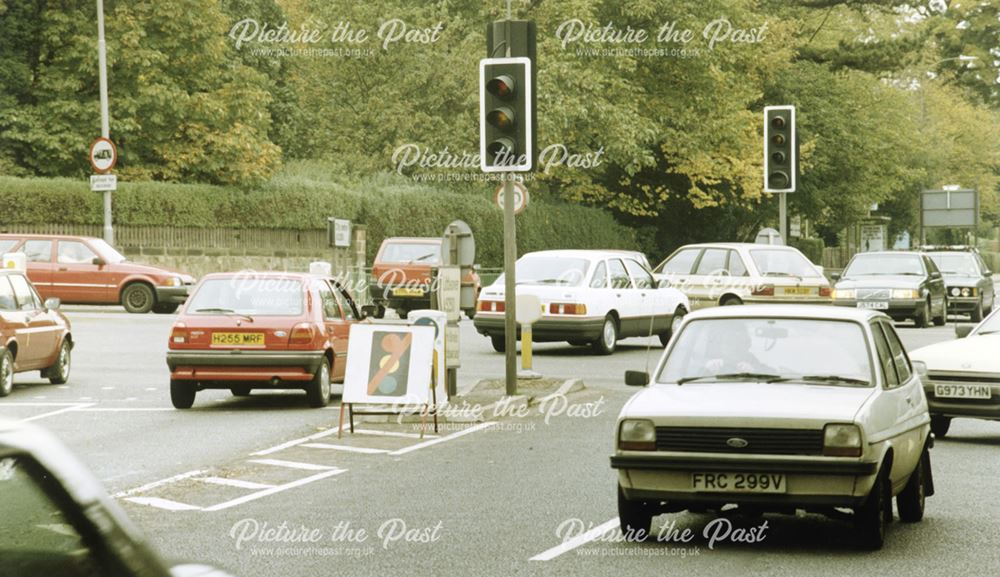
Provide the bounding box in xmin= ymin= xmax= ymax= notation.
xmin=480 ymin=57 xmax=533 ymax=172
xmin=764 ymin=105 xmax=797 ymax=193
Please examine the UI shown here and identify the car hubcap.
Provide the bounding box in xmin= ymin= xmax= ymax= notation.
xmin=59 ymin=346 xmax=69 ymax=374
xmin=321 ymin=365 xmax=330 ymax=397
xmin=1 ymin=358 xmax=11 ymax=391
xmin=604 ymin=320 xmax=615 ymax=347
xmin=129 ymin=291 xmax=148 ymax=308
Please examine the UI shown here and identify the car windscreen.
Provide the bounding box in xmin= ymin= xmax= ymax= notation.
xmin=187 ymin=278 xmax=304 ymax=316
xmin=927 ymin=253 xmax=978 ymax=276
xmin=495 ymin=257 xmax=590 ymax=287
xmin=88 ymin=239 xmax=128 ymax=264
xmin=749 ymin=249 xmax=822 ymax=278
xmin=843 ymin=254 xmax=924 ymax=277
xmin=657 ymin=318 xmax=873 ymax=386
xmin=380 ymin=242 xmax=441 ymax=264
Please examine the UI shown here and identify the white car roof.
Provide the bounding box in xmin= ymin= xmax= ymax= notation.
xmin=684 ymin=304 xmax=882 ymax=323
xmin=521 ymin=250 xmax=641 ymax=262
xmin=680 ymin=242 xmax=800 ymax=251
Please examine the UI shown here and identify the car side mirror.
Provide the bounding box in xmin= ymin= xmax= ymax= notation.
xmin=930 ymin=271 xmax=941 ymax=279
xmin=955 ymin=324 xmax=975 ymax=339
xmin=360 ymin=304 xmax=377 ymax=319
xmin=625 ymin=370 xmax=650 ymax=387
xmin=92 ymin=257 xmax=106 ymax=266
xmin=984 ymin=270 xmax=992 ymax=277
xmin=911 ymin=360 xmax=929 ymax=378
xmin=43 ymin=297 xmax=60 ymax=311
xmin=830 ymin=272 xmax=841 ymax=281
xmin=657 ymin=278 xmax=671 ymax=289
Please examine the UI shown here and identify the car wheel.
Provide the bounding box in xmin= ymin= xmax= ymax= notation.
xmin=46 ymin=340 xmax=72 ymax=385
xmin=463 ymin=308 xmax=476 ymax=320
xmin=658 ymin=307 xmax=687 ymax=347
xmin=592 ymin=315 xmax=618 ymax=355
xmin=930 ymin=415 xmax=951 ymax=438
xmin=855 ymin=467 xmax=890 ymax=550
xmin=970 ymin=298 xmax=984 ymax=323
xmin=121 ymin=283 xmax=155 ymax=314
xmin=170 ymin=379 xmax=196 ymax=409
xmin=306 ymin=358 xmax=331 ymax=408
xmin=617 ymin=484 xmax=652 ymax=542
xmin=231 ymin=386 xmax=252 ymax=397
xmin=720 ymin=296 xmax=743 ymax=306
xmin=152 ymin=303 xmax=180 ymax=314
xmin=0 ymin=349 xmax=13 ymax=397
xmin=897 ymin=448 xmax=929 ymax=523
xmin=933 ymin=297 xmax=947 ymax=326
xmin=490 ymin=335 xmax=506 ymax=353
xmin=915 ymin=299 xmax=930 ymax=328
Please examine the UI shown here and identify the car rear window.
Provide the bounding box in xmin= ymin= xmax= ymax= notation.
xmin=379 ymin=242 xmax=441 ymax=264
xmin=186 ymin=278 xmax=304 ymax=316
xmin=749 ymin=249 xmax=823 ymax=278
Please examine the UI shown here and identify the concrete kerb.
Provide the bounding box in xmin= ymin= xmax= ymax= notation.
xmin=343 ymin=378 xmax=586 ymax=426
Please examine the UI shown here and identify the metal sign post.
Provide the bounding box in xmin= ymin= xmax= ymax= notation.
xmin=96 ymin=0 xmax=114 ymax=245
xmin=502 ymin=173 xmax=517 ymax=395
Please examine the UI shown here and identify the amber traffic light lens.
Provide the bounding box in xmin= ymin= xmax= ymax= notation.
xmin=771 ymin=134 xmax=786 ymax=146
xmin=771 ymin=151 xmax=786 ymax=164
xmin=487 ymin=107 xmax=515 ymax=131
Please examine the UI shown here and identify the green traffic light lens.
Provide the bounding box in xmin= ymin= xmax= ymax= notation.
xmin=487 ymin=138 xmax=515 ymax=163
xmin=769 ymin=172 xmax=789 ymax=189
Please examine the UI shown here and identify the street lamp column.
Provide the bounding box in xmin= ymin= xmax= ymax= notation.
xmin=97 ymin=0 xmax=114 ymax=245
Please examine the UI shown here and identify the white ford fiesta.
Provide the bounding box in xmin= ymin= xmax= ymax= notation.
xmin=473 ymin=250 xmax=690 ymax=355
xmin=612 ymin=305 xmax=933 ymax=549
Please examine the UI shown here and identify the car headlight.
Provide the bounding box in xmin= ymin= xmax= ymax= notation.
xmin=618 ymin=419 xmax=656 ymax=451
xmin=950 ymin=287 xmax=961 ymax=297
xmin=832 ymin=289 xmax=856 ymax=300
xmin=892 ymin=289 xmax=919 ymax=299
xmin=164 ymin=276 xmax=182 ymax=287
xmin=961 ymin=287 xmax=975 ymax=297
xmin=823 ymin=423 xmax=862 ymax=457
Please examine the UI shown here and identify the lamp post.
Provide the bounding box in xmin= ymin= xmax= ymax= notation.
xmin=97 ymin=0 xmax=114 ymax=245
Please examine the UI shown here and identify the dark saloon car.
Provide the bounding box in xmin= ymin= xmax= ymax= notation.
xmin=832 ymin=251 xmax=947 ymax=328
xmin=923 ymin=246 xmax=995 ymax=322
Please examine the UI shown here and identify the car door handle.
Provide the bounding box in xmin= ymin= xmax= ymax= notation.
xmin=58 ymin=267 xmax=68 ymax=271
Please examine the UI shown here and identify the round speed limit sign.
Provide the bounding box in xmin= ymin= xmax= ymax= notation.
xmin=494 ymin=181 xmax=529 ymax=215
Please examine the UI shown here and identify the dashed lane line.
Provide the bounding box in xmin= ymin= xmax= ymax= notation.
xmin=247 ymin=458 xmax=339 ymax=471
xmin=301 ymin=443 xmax=390 ymax=455
xmin=529 ymin=518 xmax=620 ymax=561
xmin=199 ymin=477 xmax=276 ymax=490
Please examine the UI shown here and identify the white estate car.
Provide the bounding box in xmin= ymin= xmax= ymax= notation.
xmin=909 ymin=309 xmax=1000 ymax=438
xmin=652 ymin=243 xmax=831 ymax=309
xmin=612 ymin=305 xmax=933 ymax=549
xmin=473 ymin=250 xmax=689 ymax=355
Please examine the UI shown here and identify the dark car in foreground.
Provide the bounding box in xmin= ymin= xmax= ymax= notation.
xmin=0 ymin=418 xmax=235 ymax=577
xmin=832 ymin=251 xmax=947 ymax=327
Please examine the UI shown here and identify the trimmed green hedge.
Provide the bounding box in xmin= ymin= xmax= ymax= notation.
xmin=0 ymin=175 xmax=637 ymax=266
xmin=789 ymin=236 xmax=824 ymax=264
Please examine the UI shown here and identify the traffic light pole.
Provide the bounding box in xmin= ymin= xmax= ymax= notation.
xmin=97 ymin=0 xmax=114 ymax=245
xmin=779 ymin=192 xmax=787 ymax=241
xmin=503 ymin=172 xmax=517 ymax=396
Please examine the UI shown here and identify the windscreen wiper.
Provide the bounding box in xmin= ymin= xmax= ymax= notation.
xmin=676 ymin=372 xmax=786 ymax=385
xmin=796 ymin=375 xmax=870 ymax=386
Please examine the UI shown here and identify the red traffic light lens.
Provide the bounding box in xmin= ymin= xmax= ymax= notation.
xmin=771 ymin=116 xmax=786 ymax=129
xmin=487 ymin=107 xmax=515 ymax=131
xmin=487 ymin=75 xmax=515 ymax=100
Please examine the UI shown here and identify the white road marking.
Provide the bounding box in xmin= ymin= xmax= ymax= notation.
xmin=352 ymin=428 xmax=439 ymax=439
xmin=199 ymin=477 xmax=276 ymax=490
xmin=20 ymin=403 xmax=95 ymax=423
xmin=301 ymin=443 xmax=389 ymax=454
xmin=112 ymin=470 xmax=207 ymax=498
xmin=529 ymin=518 xmax=620 ymax=561
xmin=388 ymin=422 xmax=497 ymax=456
xmin=101 ymin=386 xmax=115 ymax=390
xmin=248 ymin=459 xmax=338 ymax=471
xmin=56 ymin=386 xmax=69 ymax=390
xmin=32 ymin=396 xmax=46 ymax=400
xmin=124 ymin=397 xmax=138 ymax=401
xmin=124 ymin=497 xmax=201 ymax=511
xmin=0 ymin=402 xmax=83 ymax=407
xmin=250 ymin=427 xmax=346 ymax=456
xmin=81 ymin=408 xmax=174 ymax=412
xmin=202 ymin=468 xmax=346 ymax=512
xmin=145 ymin=387 xmax=157 ymax=391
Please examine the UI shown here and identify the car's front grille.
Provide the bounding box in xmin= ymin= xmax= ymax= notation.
xmin=655 ymin=427 xmax=824 ymax=456
xmin=857 ymin=288 xmax=891 ymax=300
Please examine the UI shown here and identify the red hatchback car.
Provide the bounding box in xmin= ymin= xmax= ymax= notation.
xmin=166 ymin=271 xmax=369 ymax=409
xmin=0 ymin=268 xmax=73 ymax=397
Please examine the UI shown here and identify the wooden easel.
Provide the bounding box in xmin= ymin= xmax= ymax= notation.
xmin=338 ymin=351 xmax=439 ymax=439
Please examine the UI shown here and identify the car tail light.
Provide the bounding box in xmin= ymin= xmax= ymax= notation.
xmin=548 ymin=303 xmax=588 ymax=315
xmin=751 ymin=284 xmax=775 ymax=297
xmin=289 ymin=322 xmax=316 ymax=345
xmin=170 ymin=323 xmax=187 ymax=344
xmin=477 ymin=300 xmax=505 ymax=313
xmin=819 ymin=286 xmax=832 ymax=297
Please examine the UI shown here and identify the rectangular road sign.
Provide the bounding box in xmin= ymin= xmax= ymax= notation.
xmin=921 ymin=189 xmax=978 ymax=228
xmin=90 ymin=174 xmax=117 ymax=192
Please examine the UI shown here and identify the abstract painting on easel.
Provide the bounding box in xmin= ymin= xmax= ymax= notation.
xmin=343 ymin=324 xmax=434 ymax=405
xmin=367 ymin=331 xmax=412 ymax=397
